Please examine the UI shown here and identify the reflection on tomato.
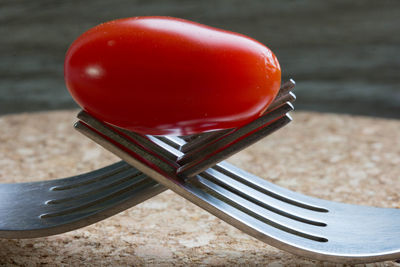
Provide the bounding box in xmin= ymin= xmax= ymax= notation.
xmin=65 ymin=16 xmax=281 ymax=135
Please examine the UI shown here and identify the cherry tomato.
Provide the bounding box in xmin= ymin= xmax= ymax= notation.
xmin=65 ymin=16 xmax=281 ymax=135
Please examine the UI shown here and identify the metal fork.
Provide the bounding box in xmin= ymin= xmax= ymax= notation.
xmin=0 ymin=81 xmax=294 ymax=239
xmin=74 ymin=84 xmax=400 ymax=263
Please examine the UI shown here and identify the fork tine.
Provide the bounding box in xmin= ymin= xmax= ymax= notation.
xmin=45 ymin=167 xmax=144 ymax=205
xmin=146 ymin=135 xmax=184 ymax=158
xmin=180 ymin=81 xmax=295 ymax=154
xmin=276 ymin=79 xmax=296 ymax=96
xmin=118 ymin=128 xmax=180 ymax=163
xmin=214 ymin=161 xmax=330 ymax=212
xmin=178 ymin=114 xmax=291 ymax=178
xmin=193 ymin=175 xmax=328 ymax=242
xmin=40 ymin=173 xmax=153 ymax=219
xmin=264 ymin=79 xmax=296 ymax=113
xmin=177 ymin=105 xmax=293 ymax=177
xmin=266 ymin=91 xmax=296 ymax=112
xmin=199 ymin=168 xmax=327 ymax=226
xmin=76 ymin=112 xmax=177 ymax=176
xmin=156 ymin=135 xmax=186 ymax=149
xmin=177 ymin=102 xmax=294 ymax=166
xmin=50 ymin=161 xmax=133 ymax=191
xmin=179 ymin=129 xmax=233 ymax=153
xmin=179 ymin=134 xmax=200 ymax=142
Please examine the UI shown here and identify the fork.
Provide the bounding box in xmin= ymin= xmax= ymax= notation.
xmin=74 ymin=86 xmax=400 ymax=263
xmin=0 ymin=81 xmax=294 ymax=239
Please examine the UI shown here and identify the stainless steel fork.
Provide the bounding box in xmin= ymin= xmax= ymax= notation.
xmin=0 ymin=81 xmax=294 ymax=239
xmin=73 ymin=84 xmax=400 ymax=263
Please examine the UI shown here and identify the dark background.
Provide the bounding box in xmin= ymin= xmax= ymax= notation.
xmin=1 ymin=0 xmax=399 ymax=118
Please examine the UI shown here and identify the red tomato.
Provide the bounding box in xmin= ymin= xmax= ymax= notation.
xmin=65 ymin=16 xmax=281 ymax=135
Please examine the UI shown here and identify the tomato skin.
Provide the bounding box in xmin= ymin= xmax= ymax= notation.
xmin=65 ymin=16 xmax=281 ymax=135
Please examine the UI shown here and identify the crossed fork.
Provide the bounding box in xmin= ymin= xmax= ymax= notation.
xmin=1 ymin=80 xmax=399 ymax=264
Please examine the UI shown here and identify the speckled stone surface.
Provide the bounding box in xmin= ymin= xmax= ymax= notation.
xmin=0 ymin=110 xmax=399 ymax=266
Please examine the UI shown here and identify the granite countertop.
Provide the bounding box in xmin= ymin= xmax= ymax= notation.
xmin=0 ymin=110 xmax=399 ymax=266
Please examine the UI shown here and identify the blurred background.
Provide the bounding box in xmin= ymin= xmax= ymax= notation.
xmin=0 ymin=0 xmax=399 ymax=118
